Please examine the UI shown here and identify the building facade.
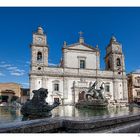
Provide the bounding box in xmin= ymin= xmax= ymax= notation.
xmin=0 ymin=83 xmax=21 ymax=103
xmin=29 ymin=27 xmax=128 ymax=105
xmin=0 ymin=83 xmax=30 ymax=104
xmin=127 ymin=72 xmax=140 ymax=103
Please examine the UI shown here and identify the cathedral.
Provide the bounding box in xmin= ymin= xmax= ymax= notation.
xmin=29 ymin=27 xmax=128 ymax=105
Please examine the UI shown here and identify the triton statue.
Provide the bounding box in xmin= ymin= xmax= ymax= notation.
xmin=21 ymin=88 xmax=60 ymax=120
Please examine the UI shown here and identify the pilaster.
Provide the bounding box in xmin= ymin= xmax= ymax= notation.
xmin=29 ymin=76 xmax=36 ymax=99
xmin=123 ymin=79 xmax=128 ymax=101
xmin=63 ymin=77 xmax=68 ymax=99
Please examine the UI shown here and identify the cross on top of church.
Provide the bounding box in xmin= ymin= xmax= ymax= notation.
xmin=78 ymin=31 xmax=84 ymax=43
xmin=78 ymin=31 xmax=84 ymax=37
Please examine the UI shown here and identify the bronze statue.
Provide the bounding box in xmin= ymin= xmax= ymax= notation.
xmin=21 ymin=88 xmax=60 ymax=120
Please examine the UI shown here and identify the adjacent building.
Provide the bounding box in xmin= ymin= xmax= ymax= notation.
xmin=29 ymin=27 xmax=128 ymax=105
xmin=0 ymin=83 xmax=21 ymax=103
xmin=127 ymin=72 xmax=140 ymax=103
xmin=0 ymin=83 xmax=29 ymax=104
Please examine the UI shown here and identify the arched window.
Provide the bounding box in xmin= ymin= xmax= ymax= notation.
xmin=37 ymin=52 xmax=42 ymax=61
xmin=116 ymin=58 xmax=121 ymax=66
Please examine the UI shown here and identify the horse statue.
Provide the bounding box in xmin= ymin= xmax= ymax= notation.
xmin=85 ymin=81 xmax=105 ymax=101
xmin=76 ymin=81 xmax=108 ymax=109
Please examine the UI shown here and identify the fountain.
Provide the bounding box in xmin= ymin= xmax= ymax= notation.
xmin=21 ymin=88 xmax=60 ymax=120
xmin=75 ymin=81 xmax=108 ymax=109
xmin=1 ymin=87 xmax=140 ymax=132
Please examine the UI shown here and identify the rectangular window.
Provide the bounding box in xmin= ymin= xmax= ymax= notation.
xmin=105 ymin=85 xmax=110 ymax=92
xmin=137 ymin=91 xmax=140 ymax=96
xmin=54 ymin=83 xmax=59 ymax=91
xmin=137 ymin=79 xmax=140 ymax=83
xmin=80 ymin=60 xmax=85 ymax=69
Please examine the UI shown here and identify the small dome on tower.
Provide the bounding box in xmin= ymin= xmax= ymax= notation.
xmin=110 ymin=36 xmax=117 ymax=44
xmin=37 ymin=26 xmax=44 ymax=34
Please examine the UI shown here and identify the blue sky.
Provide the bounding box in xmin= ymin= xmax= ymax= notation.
xmin=0 ymin=7 xmax=140 ymax=88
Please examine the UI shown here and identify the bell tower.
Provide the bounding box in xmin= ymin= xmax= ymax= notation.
xmin=30 ymin=26 xmax=48 ymax=71
xmin=105 ymin=36 xmax=125 ymax=74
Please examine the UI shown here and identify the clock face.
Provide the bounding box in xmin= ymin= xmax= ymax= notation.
xmin=37 ymin=37 xmax=43 ymax=44
xmin=115 ymin=46 xmax=119 ymax=51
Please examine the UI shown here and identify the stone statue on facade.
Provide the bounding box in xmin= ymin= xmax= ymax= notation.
xmin=21 ymin=88 xmax=60 ymax=120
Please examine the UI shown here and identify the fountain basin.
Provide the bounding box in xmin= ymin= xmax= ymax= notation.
xmin=75 ymin=100 xmax=108 ymax=109
xmin=1 ymin=113 xmax=140 ymax=133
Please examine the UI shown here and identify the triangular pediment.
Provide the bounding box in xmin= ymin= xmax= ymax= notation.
xmin=66 ymin=43 xmax=98 ymax=51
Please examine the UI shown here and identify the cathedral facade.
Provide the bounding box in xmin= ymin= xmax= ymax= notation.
xmin=29 ymin=27 xmax=128 ymax=105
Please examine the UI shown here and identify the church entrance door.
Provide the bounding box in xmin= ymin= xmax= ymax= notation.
xmin=78 ymin=91 xmax=85 ymax=101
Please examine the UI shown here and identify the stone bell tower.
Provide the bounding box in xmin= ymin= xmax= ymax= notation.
xmin=29 ymin=27 xmax=48 ymax=99
xmin=30 ymin=26 xmax=48 ymax=71
xmin=105 ymin=36 xmax=125 ymax=75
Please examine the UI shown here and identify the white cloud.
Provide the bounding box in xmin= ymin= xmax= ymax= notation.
xmin=25 ymin=61 xmax=30 ymax=67
xmin=0 ymin=61 xmax=27 ymax=77
xmin=0 ymin=64 xmax=11 ymax=68
xmin=1 ymin=61 xmax=6 ymax=64
xmin=10 ymin=68 xmax=25 ymax=76
xmin=48 ymin=62 xmax=57 ymax=66
xmin=11 ymin=72 xmax=25 ymax=76
xmin=0 ymin=72 xmax=5 ymax=76
xmin=26 ymin=61 xmax=30 ymax=64
xmin=6 ymin=66 xmax=18 ymax=70
xmin=13 ymin=69 xmax=25 ymax=73
xmin=6 ymin=66 xmax=25 ymax=76
xmin=135 ymin=69 xmax=140 ymax=73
